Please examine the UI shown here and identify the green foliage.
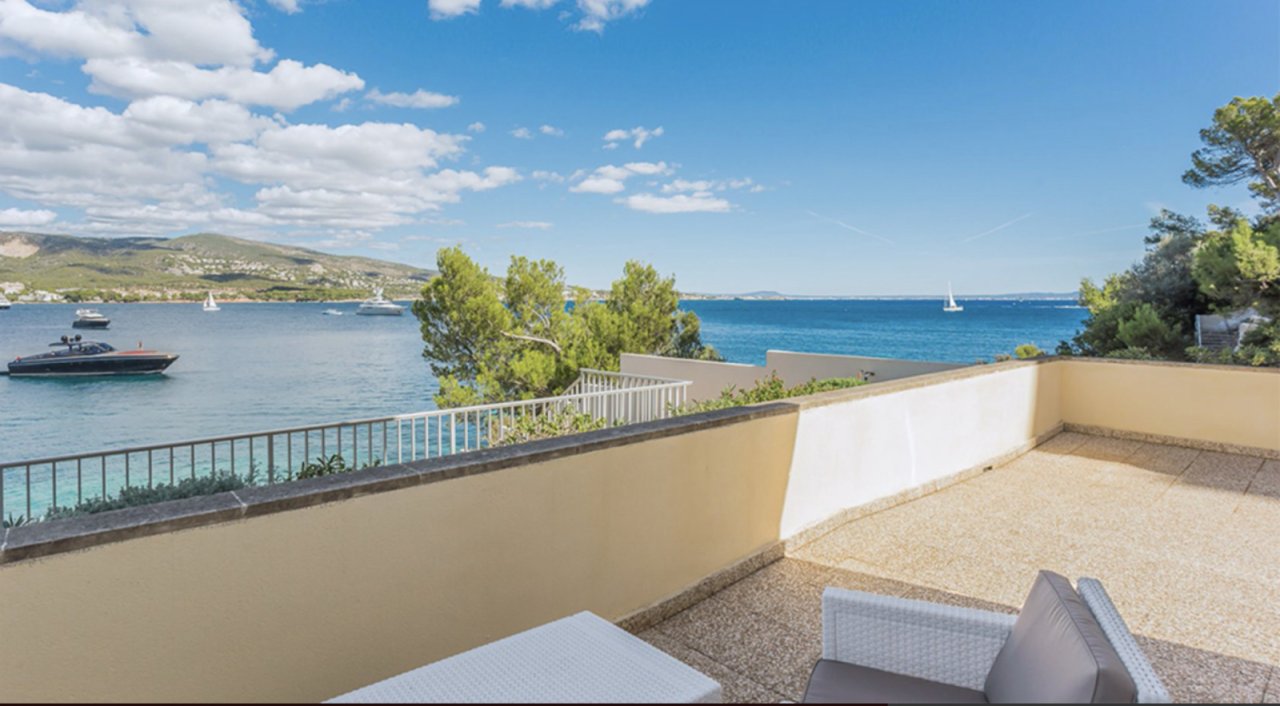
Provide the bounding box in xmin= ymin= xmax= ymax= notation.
xmin=683 ymin=373 xmax=865 ymax=414
xmin=1183 ymin=94 xmax=1280 ymax=210
xmin=1013 ymin=344 xmax=1045 ymax=359
xmin=494 ymin=408 xmax=608 ymax=446
xmin=1191 ymin=216 xmax=1280 ymax=316
xmin=295 ymin=454 xmax=382 ymax=479
xmin=44 ymin=473 xmax=249 ymax=521
xmin=414 ymin=247 xmax=721 ymax=407
xmin=3 ymin=513 xmax=33 ymax=528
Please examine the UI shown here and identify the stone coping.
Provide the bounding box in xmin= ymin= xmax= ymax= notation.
xmin=783 ymin=354 xmax=1278 ymax=411
xmin=0 ymin=402 xmax=796 ymax=566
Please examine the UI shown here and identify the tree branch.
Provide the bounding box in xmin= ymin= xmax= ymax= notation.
xmin=503 ymin=331 xmax=563 ymax=354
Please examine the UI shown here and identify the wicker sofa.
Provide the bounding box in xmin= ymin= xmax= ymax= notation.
xmin=802 ymin=571 xmax=1170 ymax=703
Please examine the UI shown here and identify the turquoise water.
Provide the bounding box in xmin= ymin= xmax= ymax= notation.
xmin=0 ymin=299 xmax=1086 ymax=464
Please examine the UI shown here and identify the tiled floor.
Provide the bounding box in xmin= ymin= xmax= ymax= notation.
xmin=640 ymin=432 xmax=1280 ymax=703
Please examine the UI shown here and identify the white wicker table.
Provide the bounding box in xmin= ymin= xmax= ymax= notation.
xmin=327 ymin=612 xmax=722 ymax=703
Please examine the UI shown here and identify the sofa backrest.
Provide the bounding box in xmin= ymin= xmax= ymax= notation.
xmin=984 ymin=571 xmax=1137 ymax=703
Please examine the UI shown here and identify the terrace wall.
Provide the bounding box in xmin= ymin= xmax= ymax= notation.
xmin=621 ymin=350 xmax=963 ymax=402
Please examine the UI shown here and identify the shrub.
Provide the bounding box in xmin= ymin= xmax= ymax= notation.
xmin=683 ymin=372 xmax=865 ymax=414
xmin=1014 ymin=344 xmax=1045 ymax=359
xmin=295 ymin=454 xmax=382 ymax=479
xmin=45 ymin=473 xmax=249 ymax=521
xmin=495 ymin=408 xmax=607 ymax=446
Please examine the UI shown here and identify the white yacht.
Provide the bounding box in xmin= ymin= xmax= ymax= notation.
xmin=0 ymin=292 xmax=10 ymax=310
xmin=202 ymin=292 xmax=221 ymax=312
xmin=356 ymin=288 xmax=405 ymax=316
xmin=943 ymin=282 xmax=964 ymax=312
xmin=72 ymin=308 xmax=111 ymax=329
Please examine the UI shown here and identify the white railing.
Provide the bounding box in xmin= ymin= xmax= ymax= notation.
xmin=0 ymin=375 xmax=690 ymax=523
xmin=561 ymin=368 xmax=687 ymax=396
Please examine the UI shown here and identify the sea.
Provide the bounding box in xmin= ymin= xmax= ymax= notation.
xmin=0 ymin=299 xmax=1086 ymax=464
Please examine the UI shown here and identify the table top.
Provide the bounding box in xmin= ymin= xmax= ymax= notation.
xmin=327 ymin=611 xmax=722 ymax=703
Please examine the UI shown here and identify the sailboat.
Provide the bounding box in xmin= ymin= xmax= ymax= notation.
xmin=203 ymin=292 xmax=221 ymax=312
xmin=943 ymin=282 xmax=963 ymax=312
xmin=0 ymin=292 xmax=10 ymax=310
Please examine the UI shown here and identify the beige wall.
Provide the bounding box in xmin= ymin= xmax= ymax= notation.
xmin=621 ymin=351 xmax=963 ymax=403
xmin=1060 ymin=359 xmax=1280 ymax=453
xmin=0 ymin=413 xmax=799 ymax=703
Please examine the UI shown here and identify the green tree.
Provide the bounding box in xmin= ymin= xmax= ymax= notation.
xmin=413 ymin=248 xmax=720 ymax=407
xmin=1183 ymin=94 xmax=1280 ymax=212
xmin=1191 ymin=215 xmax=1280 ymax=316
xmin=1013 ymin=344 xmax=1044 ymax=359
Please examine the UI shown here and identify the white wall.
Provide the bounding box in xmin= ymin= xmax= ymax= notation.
xmin=778 ymin=361 xmax=1061 ymax=537
xmin=621 ymin=351 xmax=964 ymax=402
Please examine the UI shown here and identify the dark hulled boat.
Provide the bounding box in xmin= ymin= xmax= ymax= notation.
xmin=7 ymin=336 xmax=178 ymax=377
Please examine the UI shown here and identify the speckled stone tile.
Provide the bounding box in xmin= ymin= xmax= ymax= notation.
xmin=1177 ymin=451 xmax=1266 ymax=494
xmin=1071 ymin=435 xmax=1143 ymax=462
xmin=654 ymin=593 xmax=820 ymax=700
xmin=1262 ymin=669 xmax=1280 ymax=703
xmin=638 ymin=630 xmax=787 ymax=704
xmin=1136 ymin=635 xmax=1274 ymax=704
xmin=1123 ymin=442 xmax=1201 ymax=476
xmin=1032 ymin=430 xmax=1092 ymax=455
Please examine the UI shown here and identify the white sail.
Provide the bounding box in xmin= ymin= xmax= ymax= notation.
xmin=943 ymin=282 xmax=963 ymax=312
xmin=203 ymin=292 xmax=220 ymax=312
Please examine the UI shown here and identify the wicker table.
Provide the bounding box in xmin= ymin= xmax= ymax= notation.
xmin=327 ymin=611 xmax=722 ymax=703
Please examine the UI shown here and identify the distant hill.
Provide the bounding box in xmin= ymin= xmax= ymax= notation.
xmin=0 ymin=232 xmax=435 ymax=302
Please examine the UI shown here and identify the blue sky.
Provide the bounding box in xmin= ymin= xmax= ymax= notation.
xmin=0 ymin=0 xmax=1275 ymax=295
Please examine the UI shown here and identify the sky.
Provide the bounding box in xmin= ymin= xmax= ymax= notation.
xmin=0 ymin=0 xmax=1276 ymax=295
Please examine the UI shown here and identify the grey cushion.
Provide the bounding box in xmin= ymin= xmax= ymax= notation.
xmin=984 ymin=571 xmax=1137 ymax=703
xmin=803 ymin=659 xmax=988 ymax=704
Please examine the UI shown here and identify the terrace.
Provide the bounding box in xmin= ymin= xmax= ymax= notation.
xmin=638 ymin=433 xmax=1280 ymax=703
xmin=1 ymin=355 xmax=1277 ymax=703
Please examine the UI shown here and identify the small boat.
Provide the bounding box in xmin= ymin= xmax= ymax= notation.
xmin=203 ymin=292 xmax=221 ymax=312
xmin=943 ymin=282 xmax=963 ymax=313
xmin=6 ymin=335 xmax=178 ymax=377
xmin=72 ymin=308 xmax=111 ymax=328
xmin=356 ymin=288 xmax=405 ymax=316
xmin=322 ymin=308 xmax=343 ymax=316
xmin=0 ymin=293 xmax=10 ymax=309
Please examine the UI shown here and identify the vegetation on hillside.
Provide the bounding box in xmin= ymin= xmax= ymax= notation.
xmin=413 ymin=247 xmax=721 ymax=407
xmin=1063 ymin=94 xmax=1280 ymax=366
xmin=0 ymin=232 xmax=434 ymax=301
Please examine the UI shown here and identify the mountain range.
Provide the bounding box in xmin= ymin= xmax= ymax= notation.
xmin=0 ymin=232 xmax=435 ymax=302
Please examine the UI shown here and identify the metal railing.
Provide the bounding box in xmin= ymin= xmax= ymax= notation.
xmin=1 ymin=375 xmax=690 ymax=522
xmin=561 ymin=368 xmax=686 ymax=396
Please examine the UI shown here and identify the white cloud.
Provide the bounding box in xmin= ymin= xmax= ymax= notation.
xmin=122 ymin=96 xmax=278 ymax=145
xmin=428 ymin=0 xmax=483 ymax=19
xmin=467 ymin=121 xmax=486 ymax=133
xmin=660 ymin=176 xmax=757 ymax=193
xmin=266 ymin=0 xmax=302 ymax=13
xmin=0 ymin=207 xmax=57 ymax=227
xmin=84 ymin=57 xmax=364 ymax=111
xmin=497 ymin=220 xmax=552 ymax=229
xmin=531 ymin=170 xmax=564 ymax=182
xmin=500 ymin=0 xmax=559 ymax=7
xmin=571 ymin=176 xmax=626 ymax=194
xmin=511 ymin=126 xmax=534 ymax=139
xmin=620 ymin=192 xmax=731 ymax=214
xmin=603 ymin=125 xmax=663 ymax=149
xmin=539 ymin=124 xmax=564 ymax=136
xmin=569 ymin=161 xmax=669 ymax=194
xmin=0 ymin=0 xmax=273 ymax=67
xmin=366 ymin=88 xmax=459 ymax=109
xmin=574 ymin=0 xmax=651 ymax=32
